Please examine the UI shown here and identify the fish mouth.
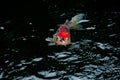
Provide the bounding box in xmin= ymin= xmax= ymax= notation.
xmin=56 ymin=42 xmax=68 ymax=46
xmin=55 ymin=38 xmax=71 ymax=46
xmin=45 ymin=36 xmax=71 ymax=46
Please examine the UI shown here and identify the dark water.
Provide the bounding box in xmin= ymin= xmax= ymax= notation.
xmin=0 ymin=0 xmax=120 ymax=80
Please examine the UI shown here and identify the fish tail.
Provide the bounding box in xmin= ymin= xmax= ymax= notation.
xmin=68 ymin=13 xmax=89 ymax=30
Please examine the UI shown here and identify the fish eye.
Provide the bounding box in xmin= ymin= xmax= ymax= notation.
xmin=59 ymin=38 xmax=65 ymax=42
xmin=56 ymin=37 xmax=58 ymax=40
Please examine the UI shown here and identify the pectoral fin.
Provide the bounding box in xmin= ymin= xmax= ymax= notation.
xmin=45 ymin=37 xmax=54 ymax=42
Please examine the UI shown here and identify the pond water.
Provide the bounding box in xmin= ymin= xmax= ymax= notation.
xmin=0 ymin=0 xmax=120 ymax=80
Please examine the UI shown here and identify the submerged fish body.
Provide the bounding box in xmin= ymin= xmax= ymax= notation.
xmin=46 ymin=13 xmax=89 ymax=46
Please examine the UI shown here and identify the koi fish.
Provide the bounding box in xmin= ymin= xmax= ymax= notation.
xmin=46 ymin=13 xmax=89 ymax=46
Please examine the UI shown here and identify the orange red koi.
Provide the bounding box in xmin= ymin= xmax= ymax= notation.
xmin=45 ymin=13 xmax=89 ymax=46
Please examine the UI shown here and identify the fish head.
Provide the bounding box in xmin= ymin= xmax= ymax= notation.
xmin=54 ymin=31 xmax=71 ymax=46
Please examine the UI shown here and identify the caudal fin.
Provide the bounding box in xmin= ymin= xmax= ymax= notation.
xmin=68 ymin=13 xmax=90 ymax=30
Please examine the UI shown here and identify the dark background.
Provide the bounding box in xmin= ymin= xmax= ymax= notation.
xmin=0 ymin=0 xmax=120 ymax=79
xmin=0 ymin=0 xmax=119 ymax=39
xmin=0 ymin=0 xmax=120 ymax=57
xmin=1 ymin=0 xmax=119 ymax=20
xmin=0 ymin=0 xmax=120 ymax=59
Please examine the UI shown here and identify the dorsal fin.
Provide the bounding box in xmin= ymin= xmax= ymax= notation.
xmin=64 ymin=19 xmax=70 ymax=25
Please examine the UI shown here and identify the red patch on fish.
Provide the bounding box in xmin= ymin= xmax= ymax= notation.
xmin=57 ymin=24 xmax=70 ymax=40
